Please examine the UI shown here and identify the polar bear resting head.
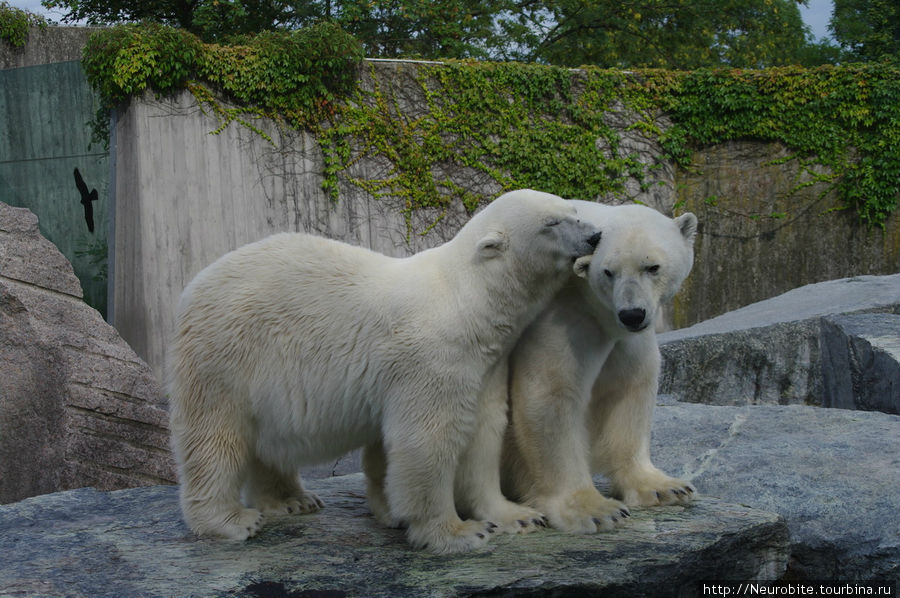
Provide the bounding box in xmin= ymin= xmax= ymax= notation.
xmin=167 ymin=189 xmax=600 ymax=554
xmin=573 ymin=201 xmax=697 ymax=332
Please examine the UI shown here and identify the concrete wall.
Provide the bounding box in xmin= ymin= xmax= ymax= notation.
xmin=110 ymin=61 xmax=677 ymax=378
xmin=674 ymin=141 xmax=899 ymax=328
xmin=112 ymin=70 xmax=899 ymax=381
xmin=0 ymin=26 xmax=98 ymax=70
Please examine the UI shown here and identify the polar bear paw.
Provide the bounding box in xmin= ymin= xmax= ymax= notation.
xmin=538 ymin=487 xmax=630 ymax=534
xmin=474 ymin=499 xmax=549 ymax=534
xmin=196 ymin=506 xmax=264 ymax=541
xmin=258 ymin=492 xmax=325 ymax=516
xmin=407 ymin=517 xmax=498 ymax=554
xmin=614 ymin=470 xmax=696 ymax=507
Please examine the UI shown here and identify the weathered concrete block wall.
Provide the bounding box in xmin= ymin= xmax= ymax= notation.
xmin=0 ymin=26 xmax=98 ymax=69
xmin=674 ymin=141 xmax=899 ymax=328
xmin=110 ymin=82 xmax=488 ymax=377
xmin=111 ymin=62 xmax=676 ymax=378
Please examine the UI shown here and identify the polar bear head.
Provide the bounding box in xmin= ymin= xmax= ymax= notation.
xmin=462 ymin=190 xmax=602 ymax=276
xmin=571 ymin=201 xmax=697 ymax=333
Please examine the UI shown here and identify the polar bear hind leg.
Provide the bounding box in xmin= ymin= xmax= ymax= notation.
xmin=172 ymin=381 xmax=264 ymax=540
xmin=362 ymin=440 xmax=405 ymax=529
xmin=588 ymin=335 xmax=695 ymax=506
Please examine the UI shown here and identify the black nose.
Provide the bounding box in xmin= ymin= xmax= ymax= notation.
xmin=618 ymin=308 xmax=646 ymax=329
xmin=586 ymin=232 xmax=602 ymax=249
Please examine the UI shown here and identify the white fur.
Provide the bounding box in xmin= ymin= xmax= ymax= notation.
xmin=497 ymin=201 xmax=699 ymax=533
xmin=167 ymin=189 xmax=600 ymax=553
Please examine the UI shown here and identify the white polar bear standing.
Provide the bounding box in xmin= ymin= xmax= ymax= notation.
xmin=167 ymin=189 xmax=601 ymax=554
xmin=500 ymin=200 xmax=698 ymax=533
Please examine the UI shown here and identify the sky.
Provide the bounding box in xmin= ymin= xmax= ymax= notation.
xmin=10 ymin=0 xmax=837 ymax=42
xmin=799 ymin=0 xmax=836 ymax=42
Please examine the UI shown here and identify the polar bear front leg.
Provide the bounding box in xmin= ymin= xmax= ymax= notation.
xmin=382 ymin=404 xmax=497 ymax=554
xmin=244 ymin=458 xmax=324 ymax=516
xmin=509 ymin=402 xmax=630 ymax=533
xmin=506 ymin=339 xmax=630 ymax=534
xmin=589 ymin=338 xmax=696 ymax=507
xmin=455 ymin=359 xmax=548 ymax=534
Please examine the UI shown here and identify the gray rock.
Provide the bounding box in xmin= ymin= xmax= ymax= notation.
xmin=0 ymin=473 xmax=788 ymax=597
xmin=821 ymin=313 xmax=900 ymax=414
xmin=659 ymin=275 xmax=900 ymax=407
xmin=0 ymin=202 xmax=175 ymax=503
xmin=647 ymin=399 xmax=900 ymax=580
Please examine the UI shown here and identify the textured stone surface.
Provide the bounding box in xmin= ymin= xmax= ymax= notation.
xmin=659 ymin=274 xmax=900 ymax=407
xmin=674 ymin=140 xmax=900 ymax=328
xmin=0 ymin=473 xmax=788 ymax=598
xmin=0 ymin=202 xmax=174 ymax=503
xmin=821 ymin=313 xmax=900 ymax=414
xmin=649 ymin=398 xmax=900 ymax=580
xmin=0 ymin=26 xmax=99 ymax=69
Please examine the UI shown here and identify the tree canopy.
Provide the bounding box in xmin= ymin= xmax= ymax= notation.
xmin=38 ymin=0 xmax=894 ymax=66
xmin=830 ymin=0 xmax=900 ymax=62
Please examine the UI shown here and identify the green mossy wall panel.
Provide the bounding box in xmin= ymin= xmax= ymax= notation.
xmin=0 ymin=60 xmax=108 ymax=316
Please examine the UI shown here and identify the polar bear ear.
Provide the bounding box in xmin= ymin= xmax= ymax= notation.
xmin=574 ymin=255 xmax=592 ymax=278
xmin=676 ymin=213 xmax=698 ymax=244
xmin=476 ymin=231 xmax=508 ymax=259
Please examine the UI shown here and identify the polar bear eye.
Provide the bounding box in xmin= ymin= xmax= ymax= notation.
xmin=603 ymin=269 xmax=614 ymax=278
xmin=544 ymin=219 xmax=561 ymax=227
xmin=646 ymin=265 xmax=660 ymax=274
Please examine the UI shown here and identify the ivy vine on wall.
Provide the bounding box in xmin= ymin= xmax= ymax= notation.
xmin=79 ymin=23 xmax=899 ymax=229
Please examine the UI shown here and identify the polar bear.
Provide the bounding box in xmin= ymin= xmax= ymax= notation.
xmin=499 ymin=200 xmax=698 ymax=533
xmin=167 ymin=189 xmax=601 ymax=554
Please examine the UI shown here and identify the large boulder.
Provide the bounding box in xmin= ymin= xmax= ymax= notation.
xmin=659 ymin=274 xmax=900 ymax=407
xmin=648 ymin=398 xmax=900 ymax=581
xmin=820 ymin=313 xmax=899 ymax=414
xmin=0 ymin=473 xmax=788 ymax=597
xmin=0 ymin=202 xmax=175 ymax=503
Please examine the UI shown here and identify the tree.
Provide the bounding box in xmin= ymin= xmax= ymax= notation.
xmin=830 ymin=0 xmax=900 ymax=62
xmin=42 ymin=0 xmax=512 ymax=50
xmin=43 ymin=0 xmax=830 ymax=67
xmin=518 ymin=0 xmax=822 ymax=68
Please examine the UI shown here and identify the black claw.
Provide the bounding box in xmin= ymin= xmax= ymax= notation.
xmin=487 ymin=526 xmax=495 ymax=534
xmin=656 ymin=491 xmax=663 ymax=501
xmin=487 ymin=521 xmax=498 ymax=529
xmin=517 ymin=519 xmax=528 ymax=528
xmin=685 ymin=486 xmax=695 ymax=494
xmin=476 ymin=533 xmax=485 ymax=539
xmin=592 ymin=517 xmax=603 ymax=526
xmin=532 ymin=518 xmax=545 ymax=527
xmin=620 ymin=509 xmax=630 ymax=518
